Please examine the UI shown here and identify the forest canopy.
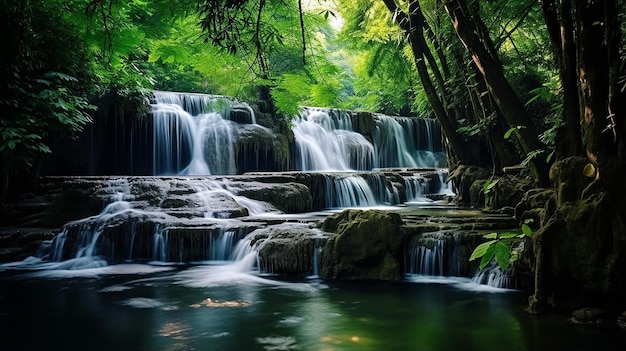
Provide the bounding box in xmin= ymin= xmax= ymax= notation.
xmin=1 ymin=0 xmax=625 ymax=197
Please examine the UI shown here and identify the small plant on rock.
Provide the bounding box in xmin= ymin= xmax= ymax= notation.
xmin=469 ymin=219 xmax=534 ymax=271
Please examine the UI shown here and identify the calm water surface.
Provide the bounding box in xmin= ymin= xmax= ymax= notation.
xmin=1 ymin=264 xmax=624 ymax=351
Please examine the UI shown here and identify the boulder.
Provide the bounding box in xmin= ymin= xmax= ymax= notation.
xmin=514 ymin=188 xmax=556 ymax=227
xmin=319 ymin=209 xmax=406 ymax=280
xmin=447 ymin=165 xmax=491 ymax=206
xmin=254 ymin=223 xmax=327 ymax=275
xmin=530 ymin=191 xmax=626 ymax=312
xmin=569 ymin=308 xmax=610 ymax=327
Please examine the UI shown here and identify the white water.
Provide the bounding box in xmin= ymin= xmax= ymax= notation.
xmin=5 ymin=92 xmax=469 ymax=289
xmin=0 ymin=178 xmax=285 ymax=272
xmin=291 ymin=108 xmax=445 ymax=172
xmin=405 ymin=234 xmax=514 ymax=290
xmin=292 ymin=109 xmax=374 ymax=171
xmin=152 ymin=91 xmax=248 ymax=175
xmin=405 ymin=239 xmax=445 ymax=276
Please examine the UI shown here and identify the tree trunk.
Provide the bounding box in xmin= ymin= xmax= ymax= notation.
xmin=529 ymin=0 xmax=626 ymax=312
xmin=443 ymin=0 xmax=550 ymax=186
xmin=541 ymin=0 xmax=582 ymax=157
xmin=382 ymin=0 xmax=480 ymax=165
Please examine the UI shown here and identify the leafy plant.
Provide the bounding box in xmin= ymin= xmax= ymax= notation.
xmin=482 ymin=178 xmax=499 ymax=210
xmin=469 ymin=219 xmax=534 ymax=271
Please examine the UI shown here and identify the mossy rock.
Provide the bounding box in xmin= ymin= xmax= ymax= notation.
xmin=448 ymin=165 xmax=492 ymax=205
xmin=532 ymin=191 xmax=626 ymax=309
xmin=549 ymin=156 xmax=594 ymax=205
xmin=319 ymin=209 xmax=406 ymax=280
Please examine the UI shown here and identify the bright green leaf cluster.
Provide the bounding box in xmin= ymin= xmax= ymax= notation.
xmin=469 ymin=219 xmax=534 ymax=271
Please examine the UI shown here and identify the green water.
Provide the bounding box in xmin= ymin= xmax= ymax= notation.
xmin=1 ymin=265 xmax=624 ymax=351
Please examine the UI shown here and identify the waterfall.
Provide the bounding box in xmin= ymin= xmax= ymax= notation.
xmin=292 ymin=108 xmax=374 ymax=171
xmin=24 ymin=177 xmax=279 ymax=267
xmin=323 ymin=173 xmax=392 ymax=208
xmin=292 ymin=108 xmax=446 ymax=171
xmin=405 ymin=234 xmax=463 ymax=277
xmin=405 ymin=240 xmax=445 ymax=276
xmin=403 ymin=175 xmax=429 ymax=202
xmin=472 ymin=263 xmax=513 ymax=289
xmin=152 ymin=229 xmax=167 ymax=262
xmin=373 ymin=116 xmax=446 ymax=168
xmin=311 ymin=245 xmax=321 ymax=278
xmin=151 ymin=91 xmax=236 ymax=175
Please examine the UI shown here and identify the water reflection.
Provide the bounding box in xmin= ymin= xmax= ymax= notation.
xmin=0 ymin=267 xmax=624 ymax=351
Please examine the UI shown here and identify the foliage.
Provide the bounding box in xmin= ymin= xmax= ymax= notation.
xmin=1 ymin=0 xmax=96 ymax=190
xmin=335 ymin=0 xmax=419 ymax=115
xmin=470 ymin=219 xmax=534 ymax=271
xmin=482 ymin=178 xmax=499 ymax=210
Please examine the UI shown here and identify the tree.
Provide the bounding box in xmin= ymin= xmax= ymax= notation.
xmin=442 ymin=0 xmax=550 ymax=185
xmin=0 ymin=0 xmax=95 ymax=198
xmin=528 ymin=0 xmax=626 ymax=312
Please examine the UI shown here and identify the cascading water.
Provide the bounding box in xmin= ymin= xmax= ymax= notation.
xmin=152 ymin=91 xmax=258 ymax=175
xmin=10 ymin=176 xmax=290 ymax=270
xmin=405 ymin=239 xmax=445 ymax=276
xmin=292 ymin=108 xmax=374 ymax=171
xmin=323 ymin=173 xmax=393 ymax=208
xmin=405 ymin=232 xmax=515 ymax=289
xmin=373 ymin=115 xmax=446 ymax=169
xmin=13 ymin=91 xmax=459 ymax=282
xmin=291 ymin=108 xmax=446 ymax=171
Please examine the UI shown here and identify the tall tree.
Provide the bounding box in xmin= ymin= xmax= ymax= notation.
xmin=381 ymin=0 xmax=482 ymax=166
xmin=529 ymin=0 xmax=626 ymax=312
xmin=442 ymin=0 xmax=550 ymax=185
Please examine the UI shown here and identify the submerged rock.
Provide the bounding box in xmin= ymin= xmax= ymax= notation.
xmin=569 ymin=308 xmax=610 ymax=327
xmin=319 ymin=209 xmax=406 ymax=280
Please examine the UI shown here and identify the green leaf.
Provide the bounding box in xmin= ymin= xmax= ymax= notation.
xmin=486 ymin=179 xmax=499 ymax=190
xmin=483 ymin=233 xmax=498 ymax=239
xmin=504 ymin=126 xmax=527 ymax=139
xmin=546 ymin=150 xmax=555 ymax=163
xmin=479 ymin=244 xmax=497 ymax=270
xmin=495 ymin=242 xmax=511 ymax=270
xmin=499 ymin=232 xmax=519 ymax=239
xmin=521 ymin=224 xmax=533 ymax=237
xmin=504 ymin=127 xmax=517 ymax=139
xmin=483 ymin=180 xmax=491 ymax=193
xmin=470 ymin=240 xmax=497 ymax=261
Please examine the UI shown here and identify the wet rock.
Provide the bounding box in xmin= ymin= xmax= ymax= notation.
xmin=229 ymin=106 xmax=255 ymax=124
xmin=0 ymin=227 xmax=58 ymax=262
xmin=470 ymin=176 xmax=533 ymax=210
xmin=530 ymin=191 xmax=626 ymax=310
xmin=230 ymin=181 xmax=312 ymax=213
xmin=447 ymin=165 xmax=491 ymax=206
xmin=319 ymin=209 xmax=406 ymax=280
xmin=514 ymin=188 xmax=555 ymax=227
xmin=569 ymin=308 xmax=610 ymax=327
xmin=235 ymin=124 xmax=290 ymax=172
xmin=254 ymin=223 xmax=327 ymax=275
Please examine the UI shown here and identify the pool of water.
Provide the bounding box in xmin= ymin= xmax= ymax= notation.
xmin=1 ymin=264 xmax=624 ymax=351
